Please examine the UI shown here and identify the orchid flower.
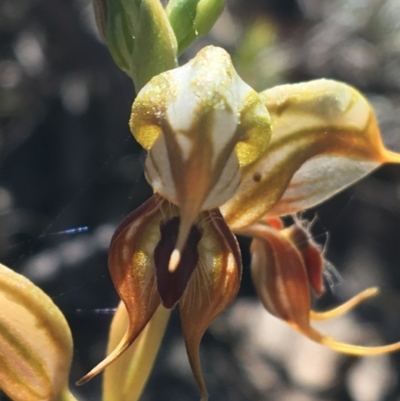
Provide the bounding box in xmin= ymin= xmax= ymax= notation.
xmin=78 ymin=45 xmax=400 ymax=400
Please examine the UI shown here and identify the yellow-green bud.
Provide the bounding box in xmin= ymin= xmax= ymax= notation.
xmin=93 ymin=0 xmax=178 ymax=90
xmin=167 ymin=0 xmax=225 ymax=54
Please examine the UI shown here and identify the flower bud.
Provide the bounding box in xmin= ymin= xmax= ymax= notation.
xmin=93 ymin=0 xmax=178 ymax=89
xmin=167 ymin=0 xmax=225 ymax=54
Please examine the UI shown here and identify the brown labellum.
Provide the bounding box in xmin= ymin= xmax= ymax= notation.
xmin=154 ymin=217 xmax=202 ymax=308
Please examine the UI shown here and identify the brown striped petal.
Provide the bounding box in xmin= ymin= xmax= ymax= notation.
xmin=78 ymin=195 xmax=172 ymax=384
xmin=247 ymin=223 xmax=400 ymax=357
xmin=179 ymin=209 xmax=241 ymax=401
xmin=248 ymin=223 xmax=312 ymax=327
xmin=282 ymin=224 xmax=325 ymax=297
xmin=0 ymin=264 xmax=75 ymax=401
xmin=222 ymin=79 xmax=400 ymax=229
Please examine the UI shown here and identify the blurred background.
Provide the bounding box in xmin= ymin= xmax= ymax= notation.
xmin=2 ymin=0 xmax=400 ymax=400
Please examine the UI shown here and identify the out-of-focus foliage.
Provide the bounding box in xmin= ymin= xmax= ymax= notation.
xmin=233 ymin=19 xmax=286 ymax=91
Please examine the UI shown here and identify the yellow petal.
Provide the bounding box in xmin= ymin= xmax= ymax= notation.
xmin=78 ymin=195 xmax=171 ymax=384
xmin=310 ymin=287 xmax=379 ymax=321
xmin=130 ymin=46 xmax=271 ymax=263
xmin=222 ymin=79 xmax=400 ymax=229
xmin=179 ymin=209 xmax=242 ymax=401
xmin=103 ymin=302 xmax=170 ymax=401
xmin=0 ymin=263 xmax=75 ymax=401
xmin=320 ymin=337 xmax=400 ymax=355
xmin=302 ymin=308 xmax=400 ymax=357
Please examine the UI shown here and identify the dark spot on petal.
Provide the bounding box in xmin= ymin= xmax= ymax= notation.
xmin=154 ymin=217 xmax=202 ymax=308
xmin=253 ymin=172 xmax=262 ymax=182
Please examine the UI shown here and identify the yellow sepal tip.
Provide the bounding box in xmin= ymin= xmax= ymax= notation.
xmin=310 ymin=287 xmax=379 ymax=321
